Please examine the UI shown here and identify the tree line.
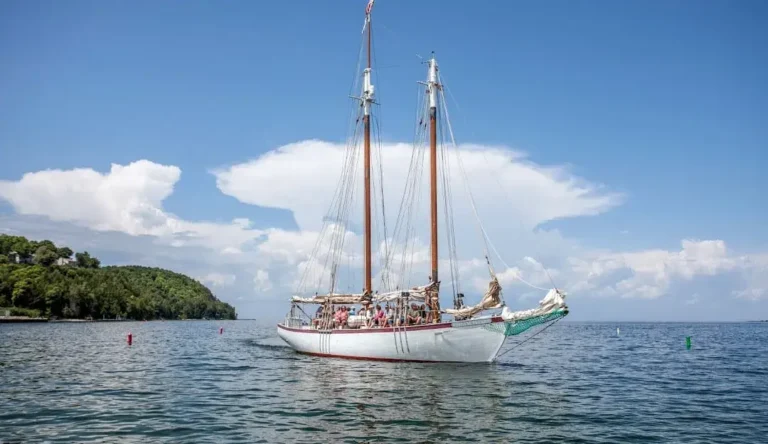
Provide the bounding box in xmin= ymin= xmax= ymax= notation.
xmin=0 ymin=235 xmax=236 ymax=320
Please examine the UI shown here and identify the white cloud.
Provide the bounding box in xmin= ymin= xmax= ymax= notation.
xmin=0 ymin=160 xmax=265 ymax=253
xmin=213 ymin=140 xmax=623 ymax=234
xmin=733 ymin=288 xmax=766 ymax=301
xmin=0 ymin=161 xmax=179 ymax=236
xmin=199 ymin=272 xmax=236 ymax=287
xmin=2 ymin=141 xmax=766 ymax=318
xmin=253 ymin=269 xmax=272 ymax=292
xmin=210 ymin=139 xmax=625 ymax=298
xmin=566 ymin=239 xmax=753 ymax=299
xmin=731 ymin=253 xmax=768 ymax=301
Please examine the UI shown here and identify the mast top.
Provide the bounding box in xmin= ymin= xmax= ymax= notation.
xmin=427 ymin=54 xmax=439 ymax=110
xmin=362 ymin=0 xmax=375 ymax=34
xmin=361 ymin=0 xmax=375 ymax=116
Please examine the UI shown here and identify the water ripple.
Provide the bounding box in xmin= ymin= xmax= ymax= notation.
xmin=1 ymin=321 xmax=767 ymax=442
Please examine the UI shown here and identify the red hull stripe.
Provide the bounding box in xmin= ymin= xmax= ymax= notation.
xmin=296 ymin=350 xmax=451 ymax=363
xmin=277 ymin=316 xmax=505 ymax=335
xmin=277 ymin=322 xmax=448 ymax=334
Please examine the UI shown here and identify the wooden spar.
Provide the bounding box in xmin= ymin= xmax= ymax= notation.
xmin=427 ymin=56 xmax=441 ymax=316
xmin=430 ymin=92 xmax=438 ymax=288
xmin=362 ymin=8 xmax=373 ymax=295
xmin=363 ymin=115 xmax=372 ymax=294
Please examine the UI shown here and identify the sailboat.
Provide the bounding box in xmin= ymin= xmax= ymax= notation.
xmin=276 ymin=0 xmax=568 ymax=363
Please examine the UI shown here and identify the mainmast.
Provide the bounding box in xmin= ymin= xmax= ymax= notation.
xmin=427 ymin=54 xmax=441 ymax=314
xmin=361 ymin=0 xmax=375 ymax=295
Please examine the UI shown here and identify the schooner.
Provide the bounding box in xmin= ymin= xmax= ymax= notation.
xmin=276 ymin=0 xmax=568 ymax=362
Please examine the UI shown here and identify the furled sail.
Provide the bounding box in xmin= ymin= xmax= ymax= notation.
xmin=290 ymin=284 xmax=434 ymax=305
xmin=290 ymin=294 xmax=365 ymax=305
xmin=442 ymin=278 xmax=503 ymax=318
xmin=501 ymin=288 xmax=567 ymax=323
xmin=494 ymin=288 xmax=568 ymax=336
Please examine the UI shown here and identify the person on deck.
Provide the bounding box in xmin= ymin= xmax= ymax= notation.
xmin=333 ymin=306 xmax=343 ymax=329
xmin=407 ymin=303 xmax=422 ymax=325
xmin=312 ymin=305 xmax=323 ymax=329
xmin=360 ymin=303 xmax=373 ymax=328
xmin=373 ymin=304 xmax=386 ymax=327
xmin=395 ymin=300 xmax=405 ymax=326
xmin=340 ymin=306 xmax=349 ymax=328
xmin=365 ymin=304 xmax=375 ymax=328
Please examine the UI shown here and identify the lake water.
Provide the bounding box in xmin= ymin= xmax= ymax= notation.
xmin=1 ymin=320 xmax=766 ymax=443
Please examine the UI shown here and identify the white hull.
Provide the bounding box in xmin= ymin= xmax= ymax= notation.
xmin=277 ymin=316 xmax=507 ymax=363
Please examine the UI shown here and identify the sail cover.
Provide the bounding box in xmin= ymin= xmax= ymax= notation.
xmin=500 ymin=288 xmax=567 ymax=323
xmin=442 ymin=278 xmax=503 ymax=318
xmin=290 ymin=284 xmax=432 ymax=305
xmin=443 ymin=280 xmax=568 ymax=334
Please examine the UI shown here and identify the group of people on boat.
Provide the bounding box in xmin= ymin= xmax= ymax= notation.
xmin=311 ymin=302 xmax=435 ymax=330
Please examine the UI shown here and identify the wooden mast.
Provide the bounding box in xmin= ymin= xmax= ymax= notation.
xmin=362 ymin=1 xmax=374 ymax=295
xmin=427 ymin=54 xmax=441 ymax=315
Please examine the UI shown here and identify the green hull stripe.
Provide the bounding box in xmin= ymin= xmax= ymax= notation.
xmin=484 ymin=309 xmax=568 ymax=336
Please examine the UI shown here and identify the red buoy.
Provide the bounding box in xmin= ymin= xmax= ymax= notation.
xmin=127 ymin=332 xmax=133 ymax=346
xmin=219 ymin=327 xmax=223 ymax=335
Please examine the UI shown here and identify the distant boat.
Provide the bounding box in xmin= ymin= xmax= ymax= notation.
xmin=277 ymin=0 xmax=568 ymax=363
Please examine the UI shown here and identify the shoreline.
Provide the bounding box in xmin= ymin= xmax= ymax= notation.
xmin=0 ymin=316 xmax=49 ymax=323
xmin=1 ymin=317 xmax=238 ymax=324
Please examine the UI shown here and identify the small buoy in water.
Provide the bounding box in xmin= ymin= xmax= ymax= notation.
xmin=219 ymin=327 xmax=223 ymax=335
xmin=127 ymin=332 xmax=133 ymax=346
xmin=686 ymin=336 xmax=691 ymax=349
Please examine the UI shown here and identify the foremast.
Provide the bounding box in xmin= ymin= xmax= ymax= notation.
xmin=426 ymin=54 xmax=441 ymax=319
xmin=361 ymin=0 xmax=375 ymax=295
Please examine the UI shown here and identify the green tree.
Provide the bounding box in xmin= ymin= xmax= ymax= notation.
xmin=75 ymin=252 xmax=90 ymax=268
xmin=36 ymin=240 xmax=56 ymax=251
xmin=57 ymin=247 xmax=74 ymax=259
xmin=34 ymin=245 xmax=59 ymax=266
xmin=0 ymin=235 xmax=236 ymax=320
xmin=75 ymin=251 xmax=99 ymax=268
xmin=10 ymin=239 xmax=32 ymax=259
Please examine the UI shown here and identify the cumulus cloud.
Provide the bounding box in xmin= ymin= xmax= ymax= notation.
xmin=253 ymin=269 xmax=272 ymax=292
xmin=0 ymin=160 xmax=265 ymax=252
xmin=566 ymin=239 xmax=750 ymax=299
xmin=199 ymin=272 xmax=237 ymax=287
xmin=731 ymin=253 xmax=768 ymax=301
xmin=0 ymin=161 xmax=179 ymax=235
xmin=2 ymin=142 xmax=766 ymax=318
xmin=213 ymin=140 xmax=623 ymax=234
xmin=685 ymin=293 xmax=700 ymax=305
xmin=210 ymin=139 xmax=626 ymax=298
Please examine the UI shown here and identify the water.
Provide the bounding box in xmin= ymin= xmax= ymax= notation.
xmin=1 ymin=321 xmax=766 ymax=443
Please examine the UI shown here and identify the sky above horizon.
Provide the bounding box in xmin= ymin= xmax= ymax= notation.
xmin=1 ymin=0 xmax=766 ymax=321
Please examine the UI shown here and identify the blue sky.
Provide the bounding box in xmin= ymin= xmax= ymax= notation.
xmin=1 ymin=1 xmax=766 ymax=320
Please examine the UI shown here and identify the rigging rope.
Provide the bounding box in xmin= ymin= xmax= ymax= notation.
xmin=496 ymin=315 xmax=564 ymax=359
xmin=437 ymin=80 xmax=493 ymax=275
xmin=438 ymin=76 xmax=555 ymax=294
xmin=297 ymin=29 xmax=370 ymax=296
xmin=437 ymin=91 xmax=460 ymax=305
xmin=383 ymin=83 xmax=428 ymax=292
